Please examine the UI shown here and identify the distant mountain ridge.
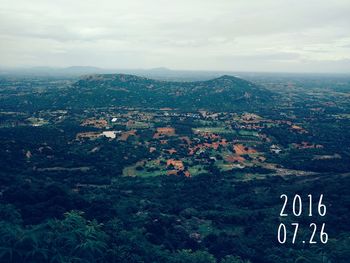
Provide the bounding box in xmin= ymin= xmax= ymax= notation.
xmin=0 ymin=73 xmax=274 ymax=112
xmin=68 ymin=74 xmax=273 ymax=111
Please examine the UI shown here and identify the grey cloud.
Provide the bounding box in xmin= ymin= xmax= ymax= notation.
xmin=0 ymin=0 xmax=349 ymax=72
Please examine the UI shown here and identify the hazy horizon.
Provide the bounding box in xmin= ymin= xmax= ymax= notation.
xmin=1 ymin=0 xmax=350 ymax=73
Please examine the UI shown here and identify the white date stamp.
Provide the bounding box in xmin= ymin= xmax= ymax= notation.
xmin=277 ymin=194 xmax=328 ymax=244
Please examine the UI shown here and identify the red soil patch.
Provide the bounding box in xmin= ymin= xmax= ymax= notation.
xmin=167 ymin=170 xmax=178 ymax=176
xmin=233 ymin=144 xmax=257 ymax=155
xmin=226 ymin=155 xmax=245 ymax=163
xmin=189 ymin=139 xmax=228 ymax=155
xmin=167 ymin=169 xmax=191 ymax=177
xmin=119 ymin=130 xmax=136 ymax=141
xmin=166 ymin=159 xmax=184 ymax=170
xmin=166 ymin=149 xmax=177 ymax=154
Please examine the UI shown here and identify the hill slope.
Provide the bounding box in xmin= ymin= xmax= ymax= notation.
xmin=0 ymin=74 xmax=275 ymax=112
xmin=69 ymin=74 xmax=273 ymax=111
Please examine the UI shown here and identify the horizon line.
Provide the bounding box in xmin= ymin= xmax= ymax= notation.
xmin=0 ymin=65 xmax=349 ymax=75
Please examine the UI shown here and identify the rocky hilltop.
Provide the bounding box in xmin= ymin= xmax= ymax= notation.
xmin=70 ymin=74 xmax=273 ymax=111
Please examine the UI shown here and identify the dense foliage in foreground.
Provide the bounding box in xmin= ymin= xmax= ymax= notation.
xmin=0 ymin=171 xmax=349 ymax=263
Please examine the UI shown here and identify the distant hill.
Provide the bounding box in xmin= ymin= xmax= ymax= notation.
xmin=0 ymin=66 xmax=260 ymax=81
xmin=67 ymin=74 xmax=274 ymax=111
xmin=0 ymin=73 xmax=274 ymax=112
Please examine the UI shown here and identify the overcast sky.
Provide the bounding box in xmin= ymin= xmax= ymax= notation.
xmin=0 ymin=0 xmax=349 ymax=73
